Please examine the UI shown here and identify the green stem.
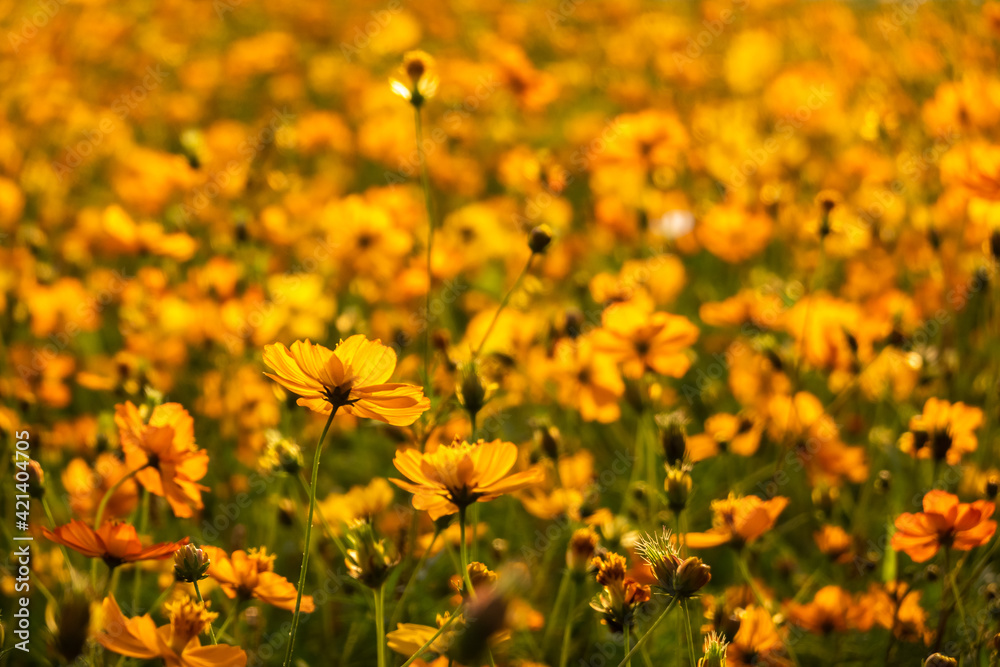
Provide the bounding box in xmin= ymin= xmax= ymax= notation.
xmin=375 ymin=584 xmax=387 ymax=667
xmin=559 ymin=578 xmax=577 ymax=667
xmin=399 ymin=609 xmax=460 ymax=667
xmin=544 ymin=569 xmax=571 ymax=650
xmin=389 ymin=530 xmax=440 ymax=630
xmin=282 ymin=407 xmax=339 ymax=667
xmin=415 ymin=103 xmax=435 ymax=398
xmin=297 ymin=473 xmax=349 ymax=558
xmin=193 ymin=579 xmax=218 ymax=644
xmin=473 ymin=253 xmax=535 ymax=358
xmin=91 ymin=463 xmax=145 ymax=590
xmin=617 ymin=596 xmax=679 ymax=667
xmin=736 ymin=552 xmax=769 ymax=611
xmin=683 ymin=601 xmax=697 ymax=667
xmin=458 ymin=505 xmax=476 ymax=598
xmin=623 ymin=624 xmax=630 ymax=667
xmin=132 ymin=488 xmax=149 ymax=612
xmin=217 ymin=600 xmax=242 ymax=640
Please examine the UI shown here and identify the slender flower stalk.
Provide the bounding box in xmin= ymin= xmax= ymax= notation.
xmin=89 ymin=465 xmax=153 ymax=590
xmin=618 ymin=596 xmax=679 ymax=667
xmin=415 ymin=104 xmax=436 ymax=396
xmin=474 ymin=253 xmax=535 ymax=359
xmin=192 ymin=579 xmax=218 ymax=645
xmin=458 ymin=505 xmax=476 ymax=597
xmin=375 ymin=584 xmax=387 ymax=667
xmin=559 ymin=578 xmax=578 ymax=667
xmin=399 ymin=610 xmax=460 ymax=667
xmin=282 ymin=407 xmax=338 ymax=667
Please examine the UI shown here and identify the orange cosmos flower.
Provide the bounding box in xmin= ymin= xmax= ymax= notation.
xmin=96 ymin=595 xmax=245 ymax=667
xmin=727 ymin=605 xmax=788 ymax=667
xmin=262 ymin=335 xmax=429 ymax=425
xmin=201 ymin=546 xmax=314 ymax=613
xmin=115 ymin=401 xmax=210 ymax=518
xmin=784 ymin=585 xmax=852 ymax=634
xmin=391 ymin=438 xmax=543 ymax=520
xmin=592 ymin=297 xmax=699 ymax=379
xmin=42 ymin=519 xmax=188 ymax=568
xmin=891 ymin=490 xmax=996 ymax=563
xmin=686 ymin=494 xmax=789 ymax=549
xmin=898 ymin=398 xmax=983 ymax=465
xmin=550 ymin=336 xmax=625 ymax=424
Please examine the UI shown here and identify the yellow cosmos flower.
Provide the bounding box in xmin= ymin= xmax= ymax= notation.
xmin=390 ymin=438 xmax=543 ymax=519
xmin=262 ymin=335 xmax=429 ymax=425
xmin=96 ymin=595 xmax=245 ymax=667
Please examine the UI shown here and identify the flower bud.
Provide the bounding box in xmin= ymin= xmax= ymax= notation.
xmin=261 ymin=432 xmax=303 ymax=476
xmin=345 ymin=521 xmax=399 ymax=589
xmin=174 ymin=544 xmax=211 ymax=583
xmin=51 ymin=591 xmax=91 ymax=662
xmin=664 ymin=466 xmax=692 ymax=513
xmin=27 ymin=459 xmax=45 ymax=500
xmin=457 ymin=361 xmax=493 ymax=421
xmin=656 ymin=412 xmax=689 ymax=465
xmin=674 ymin=557 xmax=712 ymax=597
xmin=567 ymin=528 xmax=599 ymax=574
xmin=987 ymin=475 xmax=999 ymax=500
xmin=698 ymin=632 xmax=728 ymax=667
xmin=924 ymin=654 xmax=958 ymax=667
xmin=528 ymin=225 xmax=553 ymax=254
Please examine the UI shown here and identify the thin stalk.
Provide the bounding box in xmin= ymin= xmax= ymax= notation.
xmin=297 ymin=473 xmax=349 ymax=558
xmin=375 ymin=584 xmax=387 ymax=667
xmin=473 ymin=253 xmax=535 ymax=358
xmin=415 ymin=103 xmax=436 ymax=397
xmin=623 ymin=625 xmax=630 ymax=667
xmin=132 ymin=488 xmax=149 ymax=612
xmin=193 ymin=579 xmax=218 ymax=644
xmin=617 ymin=596 xmax=679 ymax=667
xmin=282 ymin=407 xmax=339 ymax=667
xmin=389 ymin=530 xmax=440 ymax=630
xmin=544 ymin=569 xmax=571 ymax=649
xmin=458 ymin=505 xmax=476 ymax=598
xmin=217 ymin=600 xmax=242 ymax=640
xmin=90 ymin=463 xmax=146 ymax=589
xmin=559 ymin=578 xmax=577 ymax=667
xmin=683 ymin=601 xmax=697 ymax=667
xmin=400 ymin=609 xmax=460 ymax=667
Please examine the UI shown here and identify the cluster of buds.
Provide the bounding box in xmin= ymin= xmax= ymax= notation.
xmin=345 ymin=520 xmax=399 ymax=589
xmin=634 ymin=529 xmax=711 ymax=599
xmin=588 ymin=552 xmax=651 ymax=634
xmin=173 ymin=544 xmax=211 ymax=583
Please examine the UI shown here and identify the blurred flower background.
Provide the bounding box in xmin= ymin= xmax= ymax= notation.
xmin=2 ymin=0 xmax=1000 ymax=665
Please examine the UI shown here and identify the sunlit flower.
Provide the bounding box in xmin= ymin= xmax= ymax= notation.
xmin=115 ymin=401 xmax=210 ymax=518
xmin=202 ymin=546 xmax=314 ymax=612
xmin=262 ymin=336 xmax=429 ymax=424
xmin=96 ymin=595 xmax=245 ymax=667
xmin=892 ymin=490 xmax=996 ymax=562
xmin=43 ymin=520 xmax=188 ymax=569
xmin=898 ymin=398 xmax=983 ymax=465
xmin=391 ymin=438 xmax=543 ymax=519
xmin=686 ymin=494 xmax=788 ymax=549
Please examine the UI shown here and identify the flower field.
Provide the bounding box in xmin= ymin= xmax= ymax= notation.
xmin=2 ymin=1 xmax=1000 ymax=666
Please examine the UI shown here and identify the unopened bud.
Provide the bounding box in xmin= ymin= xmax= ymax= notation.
xmin=174 ymin=544 xmax=211 ymax=583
